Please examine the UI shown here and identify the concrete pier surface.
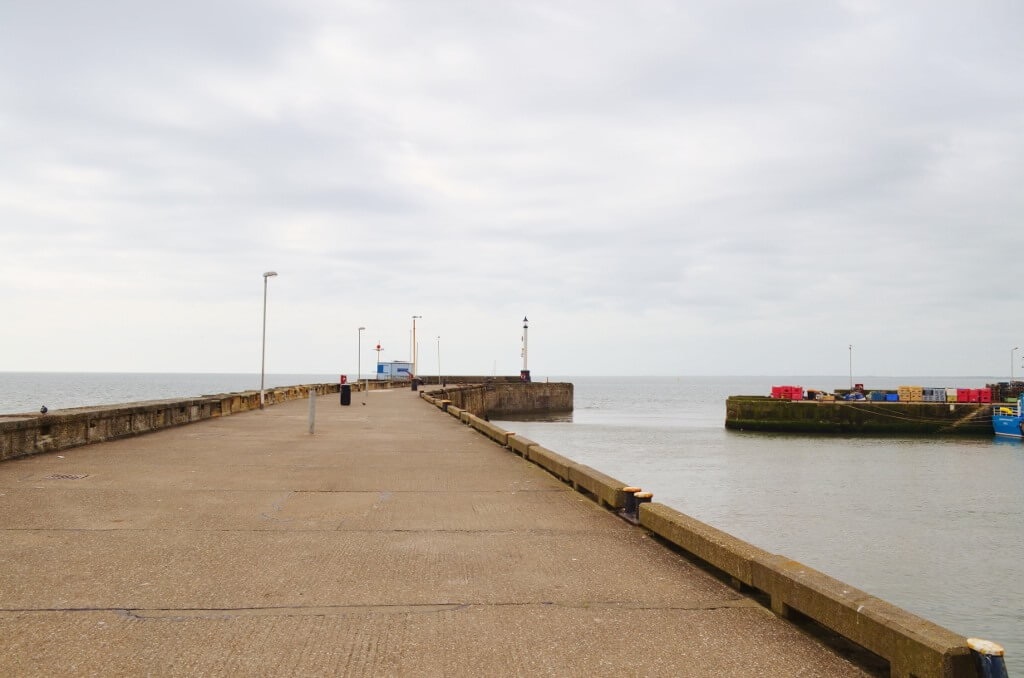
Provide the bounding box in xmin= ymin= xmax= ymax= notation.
xmin=0 ymin=389 xmax=871 ymax=676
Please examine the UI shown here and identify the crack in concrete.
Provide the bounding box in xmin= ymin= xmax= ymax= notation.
xmin=0 ymin=487 xmax=567 ymax=494
xmin=0 ymin=527 xmax=619 ymax=534
xmin=0 ymin=598 xmax=756 ymax=621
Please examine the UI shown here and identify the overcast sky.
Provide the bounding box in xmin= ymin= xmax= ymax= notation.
xmin=2 ymin=1 xmax=1023 ymax=377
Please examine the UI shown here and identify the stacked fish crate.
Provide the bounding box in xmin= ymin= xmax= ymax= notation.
xmin=897 ymin=386 xmax=924 ymax=402
xmin=770 ymin=386 xmax=803 ymax=400
xmin=988 ymin=381 xmax=1024 ymax=402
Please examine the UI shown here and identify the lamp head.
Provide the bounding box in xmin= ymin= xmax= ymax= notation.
xmin=359 ymin=326 xmax=366 ymax=331
xmin=263 ymin=271 xmax=278 ymax=278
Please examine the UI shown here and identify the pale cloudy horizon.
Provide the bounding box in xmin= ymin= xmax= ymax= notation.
xmin=3 ymin=1 xmax=1023 ymax=377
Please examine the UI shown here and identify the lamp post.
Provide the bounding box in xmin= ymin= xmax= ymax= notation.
xmin=358 ymin=327 xmax=365 ymax=383
xmin=412 ymin=315 xmax=422 ymax=378
xmin=848 ymin=344 xmax=853 ymax=391
xmin=358 ymin=327 xmax=366 ymax=404
xmin=1012 ymin=347 xmax=1019 ymax=382
xmin=259 ymin=271 xmax=278 ymax=409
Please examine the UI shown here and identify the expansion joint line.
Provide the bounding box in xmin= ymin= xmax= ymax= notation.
xmin=0 ymin=599 xmax=756 ymax=618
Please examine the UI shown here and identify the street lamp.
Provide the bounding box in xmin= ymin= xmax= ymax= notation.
xmin=358 ymin=327 xmax=366 ymax=404
xmin=358 ymin=327 xmax=365 ymax=382
xmin=848 ymin=344 xmax=853 ymax=391
xmin=411 ymin=315 xmax=422 ymax=378
xmin=1012 ymin=346 xmax=1019 ymax=382
xmin=259 ymin=271 xmax=278 ymax=409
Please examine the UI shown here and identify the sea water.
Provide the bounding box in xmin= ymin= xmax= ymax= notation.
xmin=0 ymin=372 xmax=339 ymax=414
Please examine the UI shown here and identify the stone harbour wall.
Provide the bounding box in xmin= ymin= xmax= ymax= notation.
xmin=425 ymin=382 xmax=573 ymax=419
xmin=726 ymin=397 xmax=993 ymax=435
xmin=0 ymin=383 xmax=344 ymax=462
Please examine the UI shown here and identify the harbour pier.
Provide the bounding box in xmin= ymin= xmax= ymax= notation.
xmin=726 ymin=396 xmax=995 ymax=435
xmin=0 ymin=384 xmax=997 ymax=676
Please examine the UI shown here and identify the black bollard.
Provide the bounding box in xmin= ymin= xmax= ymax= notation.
xmin=968 ymin=639 xmax=1008 ymax=678
xmin=620 ymin=487 xmax=643 ymax=523
xmin=340 ymin=384 xmax=351 ymax=406
xmin=634 ymin=491 xmax=653 ymax=514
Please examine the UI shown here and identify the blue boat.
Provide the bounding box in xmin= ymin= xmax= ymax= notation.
xmin=992 ymin=396 xmax=1023 ymax=438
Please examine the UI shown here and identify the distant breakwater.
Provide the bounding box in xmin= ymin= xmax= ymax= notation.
xmin=726 ymin=396 xmax=993 ymax=435
xmin=426 ymin=382 xmax=573 ymax=419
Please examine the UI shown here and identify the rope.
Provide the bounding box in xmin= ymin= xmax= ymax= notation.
xmin=826 ymin=401 xmax=1002 ymax=425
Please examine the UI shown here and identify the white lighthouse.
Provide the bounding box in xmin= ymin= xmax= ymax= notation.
xmin=520 ymin=316 xmax=531 ymax=382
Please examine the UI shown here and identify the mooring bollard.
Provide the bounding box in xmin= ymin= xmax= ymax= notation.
xmin=620 ymin=487 xmax=643 ymax=522
xmin=968 ymin=639 xmax=1008 ymax=678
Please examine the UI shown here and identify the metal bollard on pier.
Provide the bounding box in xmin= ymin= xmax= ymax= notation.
xmin=968 ymin=639 xmax=1008 ymax=678
xmin=619 ymin=487 xmax=643 ymax=523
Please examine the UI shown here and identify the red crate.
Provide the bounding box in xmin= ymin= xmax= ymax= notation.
xmin=771 ymin=386 xmax=783 ymax=399
xmin=789 ymin=387 xmax=803 ymax=401
xmin=957 ymin=389 xmax=970 ymax=403
xmin=969 ymin=389 xmax=981 ymax=403
xmin=980 ymin=388 xmax=992 ymax=403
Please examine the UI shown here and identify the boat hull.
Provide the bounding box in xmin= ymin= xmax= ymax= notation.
xmin=992 ymin=414 xmax=1023 ymax=438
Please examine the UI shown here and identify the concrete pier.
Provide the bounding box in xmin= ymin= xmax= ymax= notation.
xmin=726 ymin=396 xmax=994 ymax=435
xmin=0 ymin=389 xmax=881 ymax=676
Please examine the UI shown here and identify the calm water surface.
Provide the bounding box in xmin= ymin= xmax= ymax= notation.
xmin=498 ymin=376 xmax=1023 ymax=670
xmin=0 ymin=372 xmax=339 ymax=414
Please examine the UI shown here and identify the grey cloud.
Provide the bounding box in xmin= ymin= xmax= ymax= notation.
xmin=2 ymin=1 xmax=1023 ymax=374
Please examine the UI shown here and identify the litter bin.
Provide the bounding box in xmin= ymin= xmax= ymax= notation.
xmin=340 ymin=384 xmax=351 ymax=406
xmin=411 ymin=378 xmax=419 ymax=392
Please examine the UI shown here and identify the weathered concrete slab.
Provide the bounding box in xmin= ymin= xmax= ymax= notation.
xmin=0 ymin=606 xmax=867 ymax=677
xmin=0 ymin=388 xmax=871 ymax=677
xmin=0 ymin=488 xmax=614 ymax=532
xmin=1 ymin=530 xmax=742 ymax=610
